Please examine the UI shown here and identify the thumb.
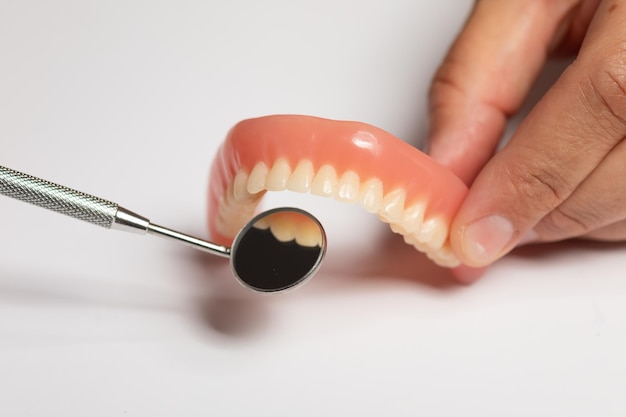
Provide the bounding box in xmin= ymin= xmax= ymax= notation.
xmin=450 ymin=0 xmax=626 ymax=268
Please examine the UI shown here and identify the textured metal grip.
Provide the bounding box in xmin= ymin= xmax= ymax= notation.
xmin=0 ymin=165 xmax=118 ymax=229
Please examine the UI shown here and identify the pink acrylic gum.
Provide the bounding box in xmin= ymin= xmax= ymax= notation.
xmin=208 ymin=115 xmax=469 ymax=267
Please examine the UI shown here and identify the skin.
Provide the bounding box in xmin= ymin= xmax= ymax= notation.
xmin=427 ymin=0 xmax=626 ymax=282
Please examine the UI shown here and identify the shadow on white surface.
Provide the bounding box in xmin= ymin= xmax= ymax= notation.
xmin=1 ymin=226 xmax=625 ymax=342
xmin=181 ymin=229 xmax=459 ymax=338
xmin=179 ymin=225 xmax=626 ymax=336
xmin=184 ymin=251 xmax=273 ymax=338
xmin=317 ymin=231 xmax=459 ymax=290
xmin=0 ymin=269 xmax=182 ymax=313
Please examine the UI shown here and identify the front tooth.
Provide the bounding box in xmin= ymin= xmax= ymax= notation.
xmin=269 ymin=215 xmax=296 ymax=242
xmin=287 ymin=160 xmax=315 ymax=193
xmin=266 ymin=158 xmax=291 ymax=191
xmin=358 ymin=178 xmax=383 ymax=213
xmin=311 ymin=165 xmax=338 ymax=197
xmin=247 ymin=162 xmax=269 ymax=194
xmin=295 ymin=224 xmax=323 ymax=247
xmin=416 ymin=217 xmax=448 ymax=250
xmin=233 ymin=170 xmax=251 ymax=202
xmin=335 ymin=171 xmax=360 ymax=203
xmin=378 ymin=189 xmax=406 ymax=223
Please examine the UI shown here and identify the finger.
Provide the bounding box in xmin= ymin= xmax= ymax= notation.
xmin=533 ymin=133 xmax=626 ymax=242
xmin=583 ymin=219 xmax=626 ymax=240
xmin=513 ymin=218 xmax=626 ymax=248
xmin=549 ymin=0 xmax=602 ymax=56
xmin=428 ymin=0 xmax=581 ymax=184
xmin=451 ymin=264 xmax=489 ymax=284
xmin=449 ymin=0 xmax=626 ymax=267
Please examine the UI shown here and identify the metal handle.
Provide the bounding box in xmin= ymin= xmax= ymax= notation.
xmin=0 ymin=165 xmax=119 ymax=229
xmin=0 ymin=164 xmax=230 ymax=257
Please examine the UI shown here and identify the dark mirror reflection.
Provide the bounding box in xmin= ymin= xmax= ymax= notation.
xmin=231 ymin=208 xmax=326 ymax=293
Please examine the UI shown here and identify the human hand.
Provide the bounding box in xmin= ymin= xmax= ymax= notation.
xmin=427 ymin=0 xmax=626 ymax=281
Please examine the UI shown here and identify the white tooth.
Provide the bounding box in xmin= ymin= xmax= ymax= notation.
xmin=402 ymin=232 xmax=429 ymax=252
xmin=269 ymin=216 xmax=296 ymax=242
xmin=233 ymin=170 xmax=251 ymax=202
xmin=262 ymin=211 xmax=323 ymax=247
xmin=358 ymin=178 xmax=383 ymax=213
xmin=247 ymin=162 xmax=269 ymax=194
xmin=287 ymin=160 xmax=315 ymax=193
xmin=311 ymin=165 xmax=337 ymax=197
xmin=217 ymin=204 xmax=254 ymax=238
xmin=378 ymin=189 xmax=406 ymax=223
xmin=295 ymin=227 xmax=322 ymax=247
xmin=271 ymin=225 xmax=296 ymax=242
xmin=296 ymin=212 xmax=323 ymax=247
xmin=402 ymin=229 xmax=460 ymax=267
xmin=416 ymin=217 xmax=448 ymax=250
xmin=216 ymin=220 xmax=237 ymax=239
xmin=223 ymin=181 xmax=235 ymax=205
xmin=436 ymin=248 xmax=461 ymax=268
xmin=415 ymin=241 xmax=430 ymax=252
xmin=253 ymin=216 xmax=271 ymax=230
xmin=297 ymin=215 xmax=323 ymax=247
xmin=431 ymin=247 xmax=461 ymax=268
xmin=400 ymin=203 xmax=426 ymax=234
xmin=389 ymin=222 xmax=405 ymax=234
xmin=404 ymin=233 xmax=427 ymax=251
xmin=266 ymin=158 xmax=291 ymax=191
xmin=335 ymin=171 xmax=360 ymax=203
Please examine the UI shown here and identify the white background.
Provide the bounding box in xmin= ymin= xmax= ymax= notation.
xmin=1 ymin=1 xmax=625 ymax=416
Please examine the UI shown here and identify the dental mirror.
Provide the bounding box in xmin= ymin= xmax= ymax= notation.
xmin=230 ymin=207 xmax=327 ymax=293
xmin=0 ymin=165 xmax=326 ymax=293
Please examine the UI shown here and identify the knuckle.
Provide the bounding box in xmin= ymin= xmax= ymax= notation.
xmin=429 ymin=59 xmax=467 ymax=107
xmin=581 ymin=47 xmax=626 ymax=133
xmin=505 ymin=160 xmax=568 ymax=211
xmin=536 ymin=204 xmax=592 ymax=238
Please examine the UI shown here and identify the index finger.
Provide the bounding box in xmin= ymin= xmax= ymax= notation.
xmin=428 ymin=0 xmax=580 ymax=184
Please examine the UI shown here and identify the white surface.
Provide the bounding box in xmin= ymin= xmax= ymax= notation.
xmin=1 ymin=1 xmax=625 ymax=416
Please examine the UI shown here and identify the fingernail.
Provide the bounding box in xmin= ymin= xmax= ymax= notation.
xmin=461 ymin=215 xmax=514 ymax=265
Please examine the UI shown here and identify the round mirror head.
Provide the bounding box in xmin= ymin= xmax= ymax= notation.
xmin=230 ymin=207 xmax=326 ymax=293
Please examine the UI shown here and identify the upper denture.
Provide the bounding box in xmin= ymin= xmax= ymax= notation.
xmin=208 ymin=115 xmax=468 ymax=268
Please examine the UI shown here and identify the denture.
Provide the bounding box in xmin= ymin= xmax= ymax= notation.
xmin=208 ymin=115 xmax=468 ymax=268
